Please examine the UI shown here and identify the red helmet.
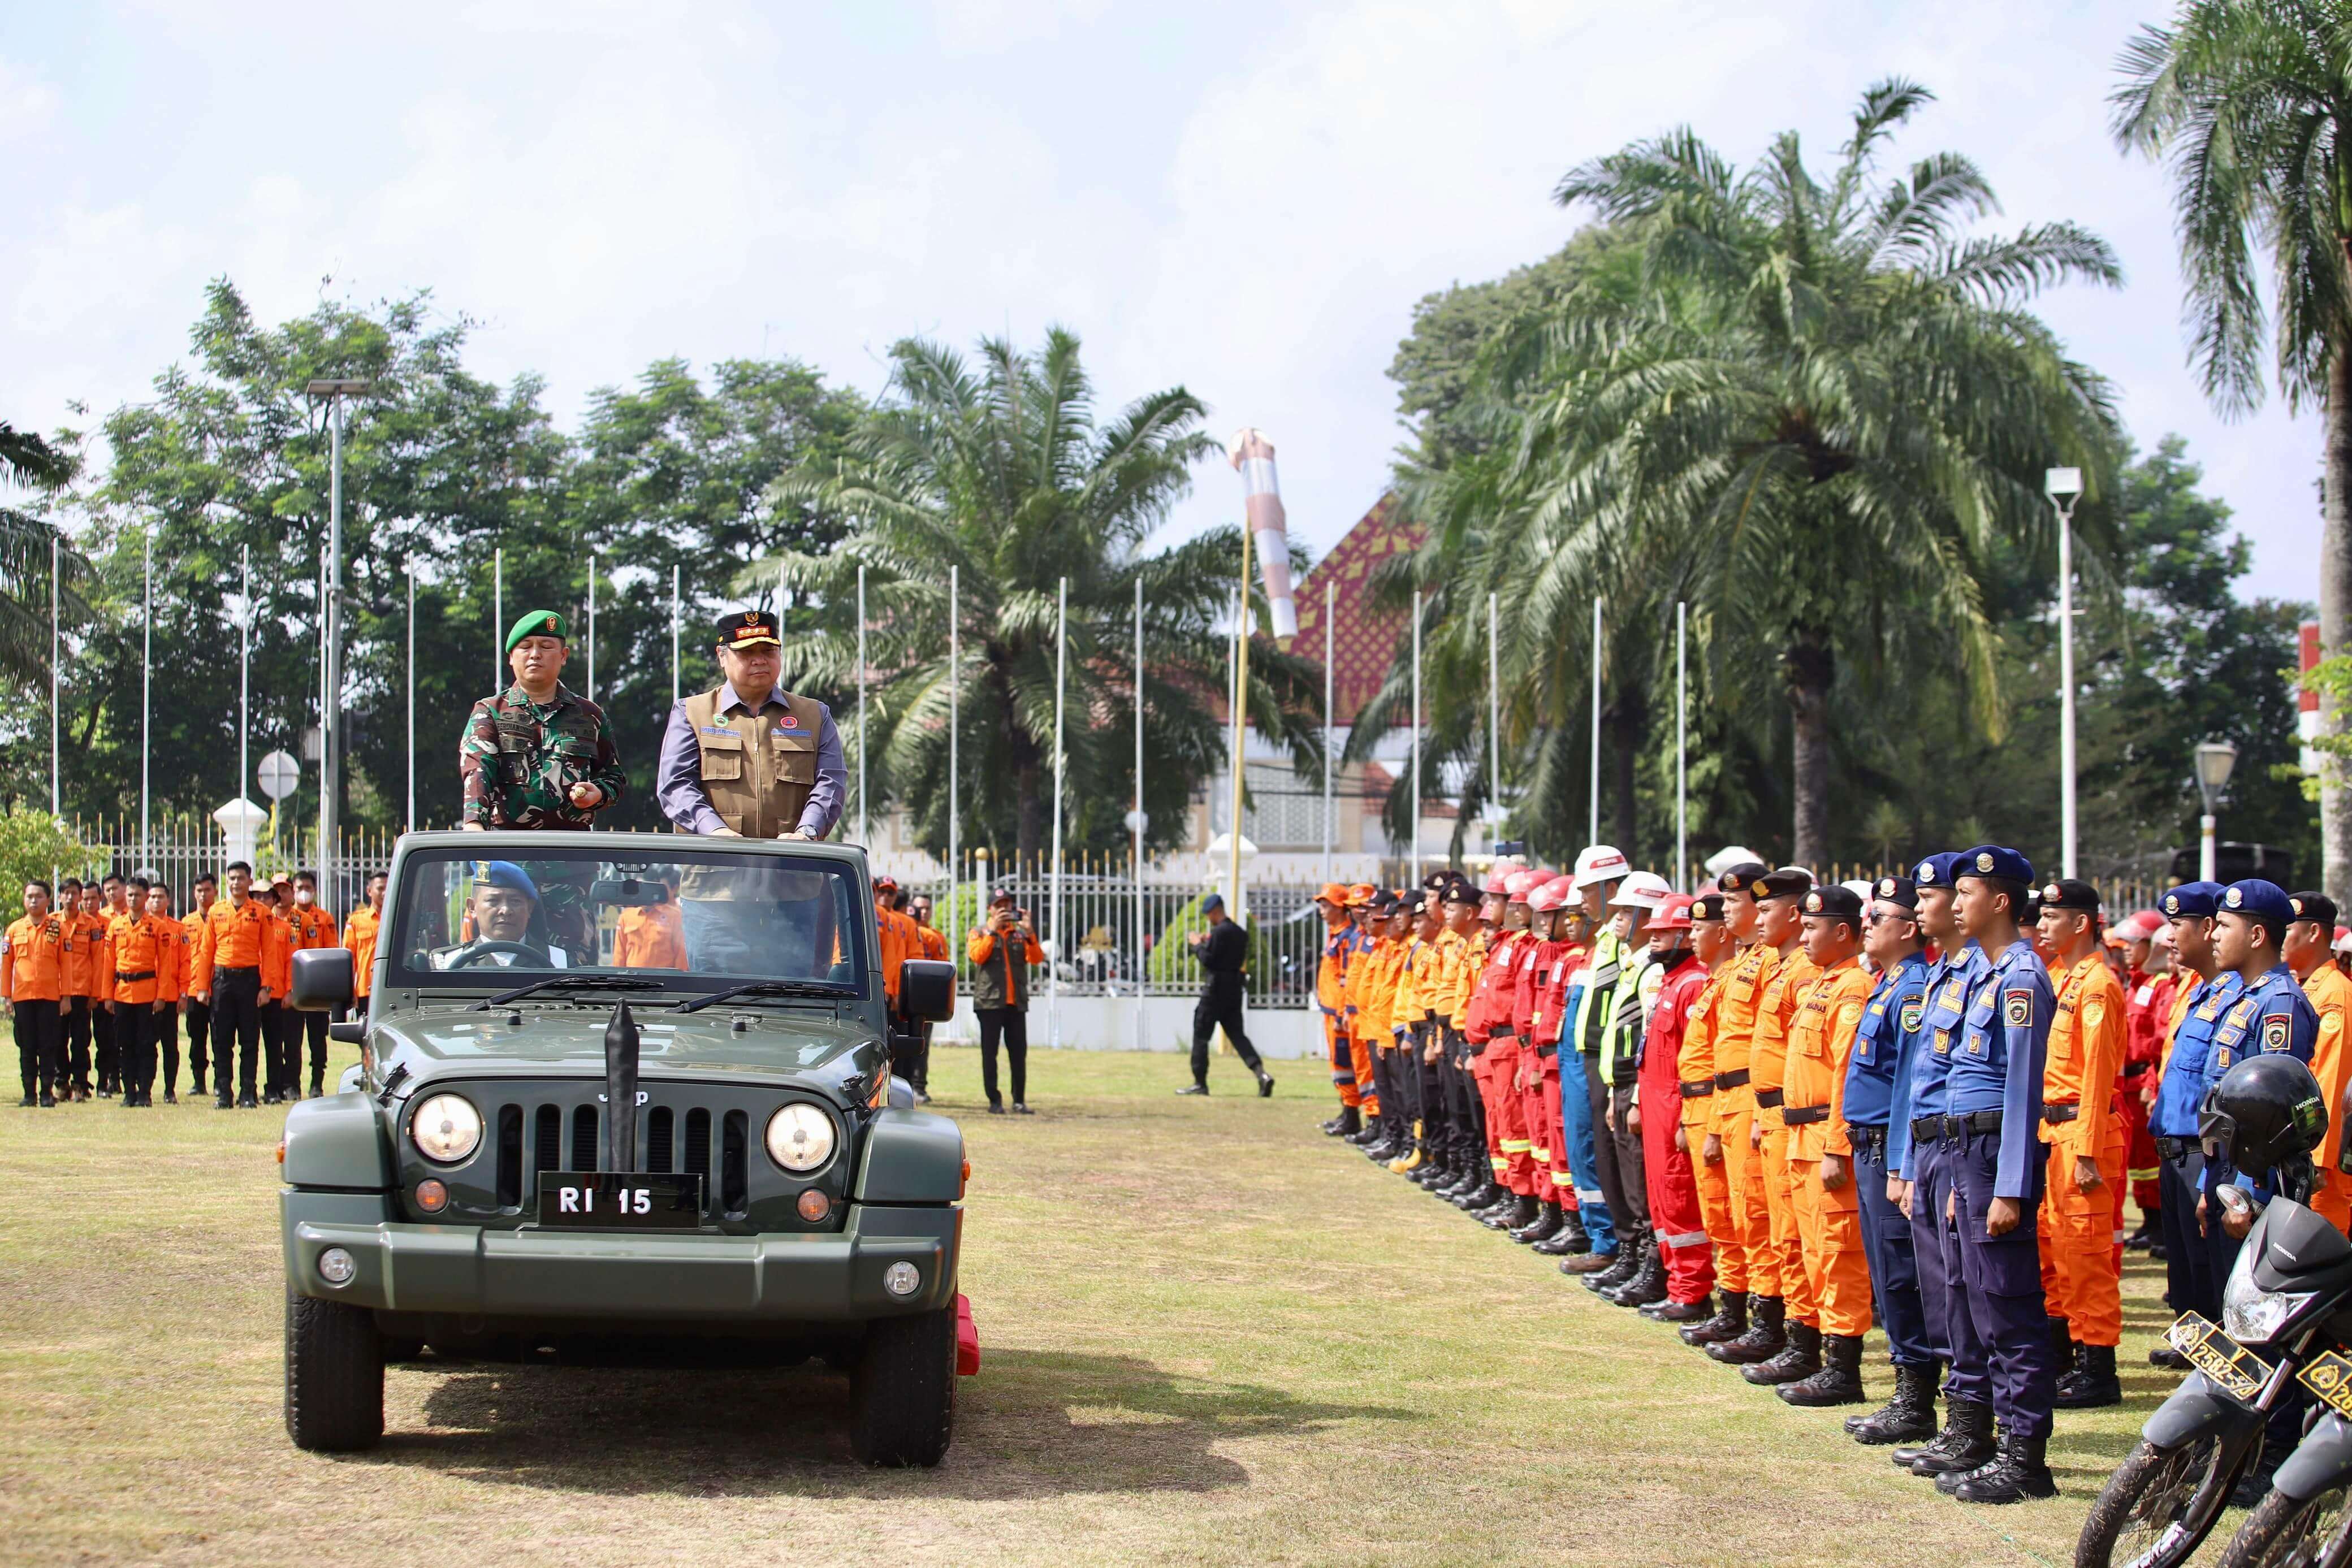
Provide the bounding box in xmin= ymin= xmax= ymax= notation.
xmin=1502 ymin=869 xmax=1540 ymax=901
xmin=1649 ymin=893 xmax=1697 ymax=931
xmin=1527 ymin=875 xmax=1578 ymax=913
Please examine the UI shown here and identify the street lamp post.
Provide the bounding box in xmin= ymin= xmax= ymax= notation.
xmin=305 ymin=378 xmax=370 ymax=908
xmin=2047 ymin=466 xmax=2083 ymax=879
xmin=2195 ymin=739 xmax=2239 ymax=883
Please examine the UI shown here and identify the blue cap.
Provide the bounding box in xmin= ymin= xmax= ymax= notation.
xmin=479 ymin=860 xmax=539 ymax=900
xmin=1199 ymin=892 xmax=1225 ymax=913
xmin=2159 ymin=881 xmax=2221 ymax=919
xmin=2221 ymin=878 xmax=2296 ymax=930
xmin=1956 ymin=845 xmax=2034 ymax=885
xmin=1913 ymin=852 xmax=1964 ymax=889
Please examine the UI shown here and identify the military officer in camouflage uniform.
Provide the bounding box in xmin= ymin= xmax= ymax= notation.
xmin=459 ymin=610 xmax=626 ymax=830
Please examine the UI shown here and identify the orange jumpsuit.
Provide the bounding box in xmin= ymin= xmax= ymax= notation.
xmin=1714 ymin=941 xmax=1778 ymax=1300
xmin=1316 ymin=921 xmax=1358 ymax=1109
xmin=2038 ymin=949 xmax=2128 ymax=1348
xmin=1783 ymin=956 xmax=1873 ymax=1337
xmin=3 ymin=912 xmax=67 ymax=1003
xmin=2304 ymin=962 xmax=2352 ymax=1232
xmin=616 ymin=902 xmax=689 ymax=969
xmin=1677 ymin=968 xmax=1743 ymax=1293
xmin=874 ymin=899 xmax=915 ymax=1010
xmin=1755 ymin=946 xmax=1820 ymax=1319
xmin=1342 ymin=924 xmax=1378 ymax=1115
xmin=343 ymin=904 xmax=383 ymax=998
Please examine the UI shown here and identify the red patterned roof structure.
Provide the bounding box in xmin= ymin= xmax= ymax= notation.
xmin=1292 ymin=492 xmax=1424 ymax=725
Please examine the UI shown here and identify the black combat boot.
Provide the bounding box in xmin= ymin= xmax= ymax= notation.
xmin=1532 ymin=1212 xmax=1585 ymax=1256
xmin=1644 ymin=1292 xmax=1714 ymax=1324
xmin=1455 ymin=1179 xmax=1505 ymax=1212
xmin=1905 ymin=1396 xmax=1995 ymax=1478
xmin=309 ymin=1072 xmax=325 ymax=1098
xmin=1680 ymin=1289 xmax=1748 ymax=1348
xmin=1584 ymin=1231 xmax=1646 ymax=1293
xmin=1949 ymin=1429 xmax=2056 ymax=1504
xmin=1849 ymin=1362 xmax=1939 ymax=1444
xmin=2053 ymin=1342 xmax=2121 ymax=1409
xmin=1709 ymin=1294 xmax=1787 ymax=1365
xmin=1744 ymin=1320 xmax=1822 ymax=1385
xmin=1483 ymin=1194 xmax=1538 ymax=1232
xmin=1607 ymin=1241 xmax=1670 ymax=1309
xmin=1778 ymin=1332 xmax=1866 ymax=1406
xmin=1510 ymin=1202 xmax=1563 ymax=1245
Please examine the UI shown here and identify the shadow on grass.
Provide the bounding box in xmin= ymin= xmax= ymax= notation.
xmin=361 ymin=1348 xmax=1413 ymax=1498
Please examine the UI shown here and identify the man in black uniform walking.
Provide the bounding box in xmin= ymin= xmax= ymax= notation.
xmin=1181 ymin=893 xmax=1274 ymax=1097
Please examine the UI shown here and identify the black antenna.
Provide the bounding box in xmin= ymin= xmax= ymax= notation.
xmin=604 ymin=999 xmax=641 ymax=1172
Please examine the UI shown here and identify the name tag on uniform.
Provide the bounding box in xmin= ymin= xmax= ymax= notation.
xmin=699 ymin=725 xmax=734 ymax=737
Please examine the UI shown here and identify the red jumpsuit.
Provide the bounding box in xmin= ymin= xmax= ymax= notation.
xmin=1508 ymin=937 xmax=1551 ymax=1202
xmin=1469 ymin=931 xmax=1533 ymax=1197
xmin=2119 ymin=968 xmax=2168 ymax=1230
xmin=1641 ymin=955 xmax=1715 ymax=1305
xmin=1530 ymin=938 xmax=1581 ymax=1209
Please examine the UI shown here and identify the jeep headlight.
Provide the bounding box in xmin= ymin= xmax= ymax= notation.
xmin=764 ymin=1102 xmax=836 ymax=1172
xmin=2221 ymin=1245 xmax=2315 ymax=1346
xmin=409 ymin=1093 xmax=482 ymax=1165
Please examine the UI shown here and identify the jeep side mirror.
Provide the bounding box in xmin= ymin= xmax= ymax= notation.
xmin=289 ymin=947 xmax=354 ymax=1013
xmin=900 ymin=959 xmax=955 ymax=1023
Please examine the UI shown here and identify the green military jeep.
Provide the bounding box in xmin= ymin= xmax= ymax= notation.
xmin=278 ymin=832 xmax=968 ymax=1466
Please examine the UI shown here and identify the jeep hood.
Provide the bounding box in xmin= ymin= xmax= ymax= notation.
xmin=367 ymin=1005 xmax=885 ymax=1095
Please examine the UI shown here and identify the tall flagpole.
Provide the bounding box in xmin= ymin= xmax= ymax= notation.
xmin=1488 ymin=589 xmax=1500 ymax=844
xmin=671 ymin=564 xmax=680 ymax=705
xmin=1321 ymin=578 xmax=1334 ymax=886
xmin=240 ymin=545 xmax=250 ymax=826
xmin=1676 ymin=601 xmax=1688 ymax=891
xmin=587 ymin=551 xmax=598 ymax=703
xmin=1411 ymin=589 xmax=1423 ymax=883
xmin=493 ymin=548 xmax=504 ymax=690
xmin=857 ymin=562 xmax=867 ymax=844
xmin=406 ymin=564 xmax=416 ymax=830
xmin=1134 ymin=573 xmax=1145 ymax=1054
xmin=1049 ymin=575 xmax=1067 ymax=1050
xmin=947 ymin=564 xmax=959 ymax=987
xmin=1228 ymin=523 xmax=1253 ymax=919
xmin=140 ymin=531 xmax=151 ymax=871
xmin=50 ymin=535 xmax=59 ymax=819
xmin=1588 ymin=596 xmax=1602 ymax=847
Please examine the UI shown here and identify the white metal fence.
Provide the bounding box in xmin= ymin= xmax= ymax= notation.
xmin=67 ymin=816 xmax=399 ymax=917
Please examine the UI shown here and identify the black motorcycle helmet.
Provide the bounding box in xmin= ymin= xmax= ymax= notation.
xmin=2199 ymin=1054 xmax=2330 ymax=1177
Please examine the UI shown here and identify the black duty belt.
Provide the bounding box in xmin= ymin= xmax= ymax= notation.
xmin=1534 ymin=1043 xmax=1558 ymax=1059
xmin=214 ymin=965 xmax=258 ymax=976
xmin=1940 ymin=1110 xmax=2004 ymax=1140
xmin=1680 ymin=1079 xmax=1715 ymax=1098
xmin=2042 ymin=1103 xmax=2081 ymax=1124
xmin=1850 ymin=1124 xmax=1890 ymax=1156
xmin=1754 ymin=1088 xmax=1785 ymax=1110
xmin=1782 ymin=1103 xmax=1830 ymax=1126
xmin=1910 ymin=1116 xmax=1944 ymax=1147
xmin=114 ymin=970 xmax=155 ymax=983
xmin=2156 ymin=1135 xmax=2196 ymax=1163
xmin=1714 ymin=1068 xmax=1749 ymax=1090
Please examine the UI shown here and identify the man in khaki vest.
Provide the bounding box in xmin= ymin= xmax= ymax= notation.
xmin=656 ymin=610 xmax=848 ymax=974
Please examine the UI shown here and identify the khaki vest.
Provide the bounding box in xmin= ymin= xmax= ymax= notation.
xmin=680 ymin=685 xmax=826 ymax=900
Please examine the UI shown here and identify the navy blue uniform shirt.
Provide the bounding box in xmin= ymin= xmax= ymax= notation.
xmin=1844 ymin=951 xmax=1931 ymax=1133
xmin=1943 ymin=938 xmax=2053 ymax=1199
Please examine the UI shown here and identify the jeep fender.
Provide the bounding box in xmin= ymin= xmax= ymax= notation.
xmin=282 ymin=1092 xmax=394 ymax=1190
xmin=853 ymin=1109 xmax=964 ymax=1204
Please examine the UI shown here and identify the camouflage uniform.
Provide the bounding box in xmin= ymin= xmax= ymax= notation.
xmin=458 ymin=684 xmax=627 ymax=829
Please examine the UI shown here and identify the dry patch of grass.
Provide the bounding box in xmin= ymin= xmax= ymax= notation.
xmin=2 ymin=1041 xmax=2165 ymax=1566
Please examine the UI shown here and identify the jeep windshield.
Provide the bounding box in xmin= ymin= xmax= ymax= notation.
xmin=383 ymin=847 xmax=870 ymax=1000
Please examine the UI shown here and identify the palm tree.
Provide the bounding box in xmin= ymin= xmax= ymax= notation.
xmin=0 ymin=422 xmax=89 ymax=689
xmin=758 ymin=331 xmax=1321 ymax=865
xmin=1479 ymin=79 xmax=2121 ymax=865
xmin=2112 ymin=2 xmax=2352 ymax=896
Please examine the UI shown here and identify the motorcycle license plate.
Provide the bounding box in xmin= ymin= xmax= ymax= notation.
xmin=2167 ymin=1311 xmax=2270 ymax=1403
xmin=2301 ymin=1350 xmax=2352 ymax=1420
xmin=535 ymin=1172 xmax=703 ymax=1230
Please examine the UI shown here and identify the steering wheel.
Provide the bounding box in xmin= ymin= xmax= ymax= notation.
xmin=443 ymin=940 xmax=551 ymax=969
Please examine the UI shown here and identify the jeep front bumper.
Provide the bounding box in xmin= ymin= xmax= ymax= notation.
xmin=282 ymin=1190 xmax=959 ymax=1320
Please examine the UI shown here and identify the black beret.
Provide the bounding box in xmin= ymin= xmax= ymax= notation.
xmin=1801 ymin=885 xmax=1863 ymax=920
xmin=1715 ymin=861 xmax=1770 ymax=896
xmin=1871 ymin=875 xmax=1919 ymax=911
xmin=1689 ymin=891 xmax=1729 ymax=922
xmin=2039 ymin=878 xmax=2100 ymax=914
xmin=2291 ymin=891 xmax=2340 ymax=929
xmin=1757 ymin=868 xmax=1815 ymax=901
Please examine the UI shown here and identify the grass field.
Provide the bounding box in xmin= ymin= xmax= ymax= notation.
xmin=3 ymin=1042 xmax=2187 ymax=1567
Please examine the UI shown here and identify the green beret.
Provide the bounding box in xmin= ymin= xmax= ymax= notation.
xmin=506 ymin=610 xmax=568 ymax=653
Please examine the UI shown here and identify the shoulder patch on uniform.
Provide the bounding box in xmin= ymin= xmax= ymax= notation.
xmin=2265 ymin=1016 xmax=2291 ymax=1051
xmin=2004 ymin=988 xmax=2033 ymax=1027
xmin=1900 ymin=999 xmax=1924 ymax=1034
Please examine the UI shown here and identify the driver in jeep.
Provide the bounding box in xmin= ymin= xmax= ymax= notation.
xmin=429 ymin=861 xmax=569 ymax=970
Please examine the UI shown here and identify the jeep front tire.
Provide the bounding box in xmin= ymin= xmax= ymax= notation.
xmin=284 ymin=1291 xmax=385 ymax=1452
xmin=848 ymin=1303 xmax=956 ymax=1467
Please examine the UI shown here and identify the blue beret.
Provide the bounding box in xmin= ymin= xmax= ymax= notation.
xmin=1199 ymin=892 xmax=1225 ymax=913
xmin=1913 ymin=852 xmax=1962 ymax=889
xmin=2221 ymin=878 xmax=2295 ymax=930
xmin=479 ymin=860 xmax=539 ymax=900
xmin=2160 ymin=881 xmax=2221 ymax=919
xmin=1956 ymin=845 xmax=2034 ymax=885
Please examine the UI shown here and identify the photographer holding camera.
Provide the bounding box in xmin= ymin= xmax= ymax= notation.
xmin=968 ymin=887 xmax=1044 ymax=1115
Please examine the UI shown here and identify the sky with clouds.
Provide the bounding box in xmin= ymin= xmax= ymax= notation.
xmin=0 ymin=1 xmax=2323 ymax=605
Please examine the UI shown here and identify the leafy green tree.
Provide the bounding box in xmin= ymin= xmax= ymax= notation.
xmin=0 ymin=423 xmax=91 ymax=696
xmin=0 ymin=807 xmax=106 ymax=894
xmin=1471 ymin=79 xmax=2121 ymax=865
xmin=2113 ymin=2 xmax=2352 ymax=897
xmin=763 ymin=331 xmax=1324 ymax=864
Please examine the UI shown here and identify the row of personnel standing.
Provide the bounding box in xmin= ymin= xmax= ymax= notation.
xmin=1309 ymin=845 xmax=2349 ymax=1508
xmin=6 ymin=864 xmax=386 ymax=1109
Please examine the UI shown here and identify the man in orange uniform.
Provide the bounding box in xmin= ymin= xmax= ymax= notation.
xmin=2035 ymin=878 xmax=2128 ymax=1409
xmin=1772 ymin=885 xmax=1875 ymax=1404
xmin=258 ymin=879 xmax=296 ymax=1102
xmin=1312 ymin=883 xmax=1361 ymax=1135
xmin=287 ymin=871 xmax=339 ymax=1099
xmin=1704 ymin=861 xmax=1783 ymax=1359
xmin=146 ymin=882 xmax=188 ymax=1103
xmin=871 ymin=873 xmax=915 ymax=1015
xmin=180 ymin=873 xmax=218 ymax=1101
xmin=192 ymin=860 xmax=273 ymax=1110
xmin=344 ymin=872 xmax=388 ymax=1004
xmin=107 ymin=875 xmax=174 ymax=1108
xmin=1431 ymin=879 xmax=1494 ymax=1210
xmin=902 ymin=891 xmax=950 ymax=1103
xmin=55 ymin=879 xmax=94 ymax=1101
xmin=5 ymin=878 xmax=68 ymax=1106
xmin=92 ymin=873 xmax=131 ymax=1095
xmin=1675 ymin=892 xmax=1745 ymax=1339
xmin=1717 ymin=867 xmax=1815 ymax=1371
xmin=616 ymin=883 xmax=689 ymax=970
xmin=1345 ymin=883 xmax=1382 ymax=1124
xmin=2288 ymin=893 xmax=2352 ymax=1233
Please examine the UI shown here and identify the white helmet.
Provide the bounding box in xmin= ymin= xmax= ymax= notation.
xmin=1704 ymin=845 xmax=1763 ymax=878
xmin=1571 ymin=844 xmax=1631 ymax=890
xmin=1608 ymin=870 xmax=1674 ymax=909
